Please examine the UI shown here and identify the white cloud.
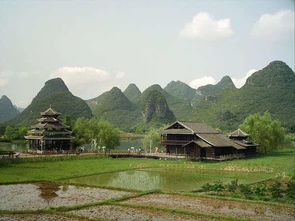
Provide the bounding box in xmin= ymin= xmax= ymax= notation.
xmin=115 ymin=71 xmax=125 ymax=79
xmin=180 ymin=12 xmax=233 ymax=41
xmin=51 ymin=66 xmax=111 ymax=87
xmin=189 ymin=76 xmax=216 ymax=89
xmin=232 ymin=69 xmax=257 ymax=88
xmin=50 ymin=66 xmax=126 ymax=99
xmin=251 ymin=10 xmax=294 ymax=42
xmin=0 ymin=78 xmax=8 ymax=86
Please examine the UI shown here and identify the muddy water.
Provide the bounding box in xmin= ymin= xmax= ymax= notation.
xmin=68 ymin=204 xmax=218 ymax=221
xmin=0 ymin=183 xmax=129 ymax=211
xmin=125 ymin=194 xmax=295 ymax=221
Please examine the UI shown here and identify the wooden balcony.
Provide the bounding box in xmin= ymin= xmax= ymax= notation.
xmin=161 ymin=139 xmax=190 ymax=145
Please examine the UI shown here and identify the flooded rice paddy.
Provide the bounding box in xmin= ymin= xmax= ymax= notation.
xmin=68 ymin=204 xmax=216 ymax=221
xmin=0 ymin=183 xmax=129 ymax=211
xmin=0 ymin=182 xmax=294 ymax=220
xmin=126 ymin=194 xmax=295 ymax=221
xmin=0 ymin=214 xmax=81 ymax=221
xmin=65 ymin=168 xmax=273 ymax=192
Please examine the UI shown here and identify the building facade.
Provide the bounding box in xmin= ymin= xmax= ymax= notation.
xmin=25 ymin=106 xmax=74 ymax=151
xmin=160 ymin=121 xmax=257 ymax=159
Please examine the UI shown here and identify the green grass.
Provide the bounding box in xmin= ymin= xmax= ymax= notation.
xmin=0 ymin=149 xmax=294 ymax=185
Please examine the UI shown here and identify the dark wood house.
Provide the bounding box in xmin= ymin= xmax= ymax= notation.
xmin=160 ymin=121 xmax=257 ymax=159
xmin=25 ymin=106 xmax=74 ymax=151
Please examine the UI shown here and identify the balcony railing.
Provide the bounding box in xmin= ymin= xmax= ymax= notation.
xmin=161 ymin=139 xmax=190 ymax=145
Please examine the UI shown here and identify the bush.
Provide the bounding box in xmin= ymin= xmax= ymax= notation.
xmin=201 ymin=183 xmax=212 ymax=192
xmin=239 ymin=184 xmax=253 ymax=196
xmin=286 ymin=179 xmax=295 ymax=200
xmin=227 ymin=179 xmax=239 ymax=192
xmin=253 ymin=184 xmax=267 ymax=197
xmin=269 ymin=182 xmax=283 ymax=199
xmin=211 ymin=180 xmax=225 ymax=192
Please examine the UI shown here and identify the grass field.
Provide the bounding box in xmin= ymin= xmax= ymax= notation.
xmin=0 ymin=149 xmax=294 ymax=220
xmin=0 ymin=149 xmax=294 ymax=186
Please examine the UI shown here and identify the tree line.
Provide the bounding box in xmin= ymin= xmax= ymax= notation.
xmin=0 ymin=112 xmax=293 ymax=153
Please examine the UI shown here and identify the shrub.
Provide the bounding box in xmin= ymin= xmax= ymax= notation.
xmin=201 ymin=183 xmax=212 ymax=192
xmin=253 ymin=184 xmax=267 ymax=197
xmin=286 ymin=179 xmax=295 ymax=200
xmin=211 ymin=180 xmax=225 ymax=192
xmin=239 ymin=184 xmax=253 ymax=196
xmin=227 ymin=179 xmax=239 ymax=192
xmin=269 ymin=182 xmax=283 ymax=199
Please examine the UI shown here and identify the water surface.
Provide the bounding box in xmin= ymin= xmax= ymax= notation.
xmin=65 ymin=168 xmax=272 ymax=192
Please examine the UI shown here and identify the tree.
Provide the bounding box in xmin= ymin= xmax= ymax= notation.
xmin=73 ymin=118 xmax=120 ymax=149
xmin=142 ymin=129 xmax=161 ymax=153
xmin=240 ymin=112 xmax=291 ymax=154
xmin=0 ymin=124 xmax=6 ymax=136
xmin=63 ymin=114 xmax=73 ymax=128
xmin=4 ymin=126 xmax=19 ymax=140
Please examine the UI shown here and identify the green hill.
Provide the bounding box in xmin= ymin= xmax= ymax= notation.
xmin=141 ymin=89 xmax=176 ymax=124
xmin=88 ymin=87 xmax=141 ymax=131
xmin=195 ymin=75 xmax=236 ymax=97
xmin=0 ymin=95 xmax=19 ymax=123
xmin=123 ymin=83 xmax=142 ymax=102
xmin=11 ymin=78 xmax=92 ymax=125
xmin=141 ymin=84 xmax=192 ymax=120
xmin=164 ymin=80 xmax=196 ymax=100
xmin=188 ymin=61 xmax=295 ymax=131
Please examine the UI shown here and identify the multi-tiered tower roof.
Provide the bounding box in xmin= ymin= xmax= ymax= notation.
xmin=25 ymin=106 xmax=74 ymax=151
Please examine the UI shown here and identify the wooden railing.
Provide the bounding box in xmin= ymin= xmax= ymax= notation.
xmin=161 ymin=139 xmax=190 ymax=145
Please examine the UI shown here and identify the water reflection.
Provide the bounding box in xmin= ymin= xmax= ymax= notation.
xmin=66 ymin=169 xmax=222 ymax=192
xmin=0 ymin=141 xmax=28 ymax=152
xmin=35 ymin=182 xmax=60 ymax=203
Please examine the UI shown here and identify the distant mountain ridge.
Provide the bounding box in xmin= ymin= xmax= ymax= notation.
xmin=164 ymin=80 xmax=196 ymax=100
xmin=7 ymin=60 xmax=295 ymax=132
xmin=11 ymin=78 xmax=92 ymax=125
xmin=0 ymin=95 xmax=19 ymax=123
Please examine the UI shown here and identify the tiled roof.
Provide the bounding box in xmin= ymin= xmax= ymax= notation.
xmin=160 ymin=128 xmax=194 ymax=135
xmin=178 ymin=121 xmax=219 ymax=134
xmin=182 ymin=140 xmax=212 ymax=148
xmin=229 ymin=129 xmax=249 ymax=137
xmin=198 ymin=133 xmax=246 ymax=150
xmin=41 ymin=107 xmax=61 ymax=116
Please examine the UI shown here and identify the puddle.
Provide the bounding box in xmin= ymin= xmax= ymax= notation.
xmin=0 ymin=214 xmax=81 ymax=221
xmin=65 ymin=168 xmax=272 ymax=192
xmin=68 ymin=204 xmax=218 ymax=221
xmin=125 ymin=194 xmax=295 ymax=221
xmin=0 ymin=183 xmax=130 ymax=211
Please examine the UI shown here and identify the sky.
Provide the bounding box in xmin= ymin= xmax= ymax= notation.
xmin=0 ymin=0 xmax=294 ymax=108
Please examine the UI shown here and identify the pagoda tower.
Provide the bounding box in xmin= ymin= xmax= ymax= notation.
xmin=25 ymin=106 xmax=74 ymax=151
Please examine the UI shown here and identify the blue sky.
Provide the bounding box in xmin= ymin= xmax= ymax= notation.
xmin=0 ymin=0 xmax=294 ymax=107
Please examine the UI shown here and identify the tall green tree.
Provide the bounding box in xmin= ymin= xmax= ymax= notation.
xmin=240 ymin=112 xmax=291 ymax=154
xmin=73 ymin=118 xmax=120 ymax=149
xmin=63 ymin=114 xmax=73 ymax=128
xmin=4 ymin=126 xmax=19 ymax=140
xmin=0 ymin=123 xmax=6 ymax=136
xmin=142 ymin=129 xmax=161 ymax=153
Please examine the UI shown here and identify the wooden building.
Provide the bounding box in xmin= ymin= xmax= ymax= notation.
xmin=25 ymin=106 xmax=74 ymax=151
xmin=160 ymin=121 xmax=257 ymax=159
